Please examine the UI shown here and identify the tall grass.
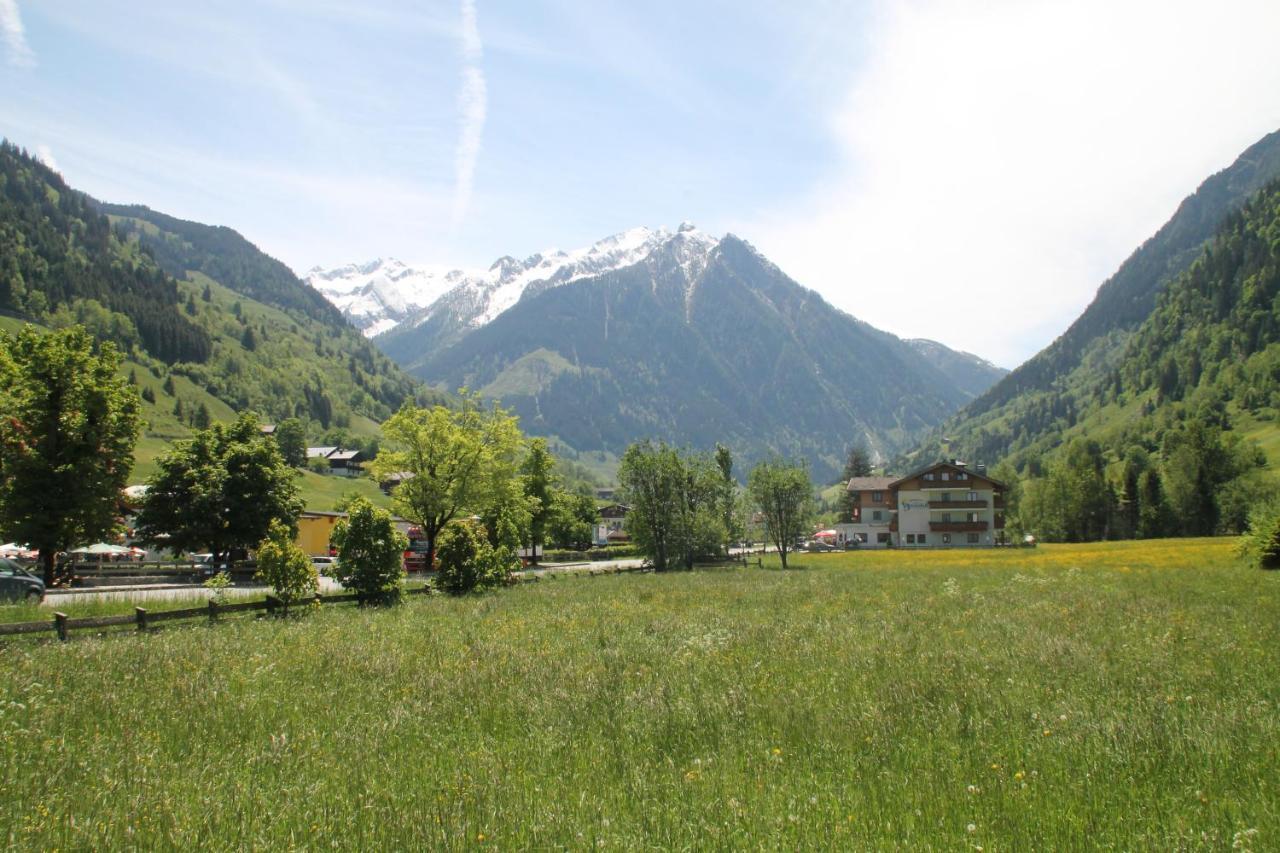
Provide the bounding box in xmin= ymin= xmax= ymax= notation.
xmin=1 ymin=539 xmax=1276 ymax=848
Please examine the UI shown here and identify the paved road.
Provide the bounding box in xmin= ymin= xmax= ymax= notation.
xmin=39 ymin=551 xmax=769 ymax=606
xmin=43 ymin=576 xmax=346 ymax=606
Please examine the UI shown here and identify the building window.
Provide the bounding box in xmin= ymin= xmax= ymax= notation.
xmin=872 ymin=510 xmax=883 ymax=521
xmin=942 ymin=512 xmax=952 ymax=523
xmin=956 ymin=471 xmax=967 ymax=480
xmin=857 ymin=533 xmax=868 ymax=543
xmin=941 ymin=492 xmax=951 ymax=502
xmin=968 ymin=491 xmax=978 ymax=501
xmin=924 ymin=473 xmax=935 ymax=481
xmin=917 ymin=534 xmax=926 ymax=545
xmin=871 ymin=490 xmax=883 ymax=502
xmin=967 ymin=533 xmax=980 ymax=544
xmin=968 ymin=512 xmax=979 ymax=523
xmin=941 ymin=472 xmax=950 ymax=481
xmin=877 ymin=532 xmax=890 ymax=544
xmin=942 ymin=533 xmax=951 ymax=545
xmin=905 ymin=534 xmax=915 ymax=544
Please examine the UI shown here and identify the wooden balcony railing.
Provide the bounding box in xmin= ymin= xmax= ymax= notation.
xmin=929 ymin=521 xmax=989 ymax=532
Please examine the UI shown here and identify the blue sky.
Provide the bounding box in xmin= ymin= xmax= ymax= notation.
xmin=4 ymin=0 xmax=1280 ymax=367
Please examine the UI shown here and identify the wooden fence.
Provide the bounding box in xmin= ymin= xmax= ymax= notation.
xmin=0 ymin=563 xmax=656 ymax=643
xmin=0 ymin=588 xmax=432 ymax=643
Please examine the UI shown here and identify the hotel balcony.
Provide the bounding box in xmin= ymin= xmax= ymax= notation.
xmin=929 ymin=521 xmax=989 ymax=532
xmin=927 ymin=499 xmax=987 ymax=509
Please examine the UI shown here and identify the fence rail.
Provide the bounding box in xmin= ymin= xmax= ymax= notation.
xmin=0 ymin=587 xmax=435 ymax=642
xmin=0 ymin=563 xmax=656 ymax=643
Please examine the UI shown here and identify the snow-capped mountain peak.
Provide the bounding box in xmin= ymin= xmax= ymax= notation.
xmin=305 ymin=224 xmax=723 ymax=338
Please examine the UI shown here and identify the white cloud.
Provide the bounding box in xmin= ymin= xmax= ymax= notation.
xmin=0 ymin=0 xmax=34 ymax=66
xmin=452 ymin=0 xmax=486 ymax=227
xmin=747 ymin=0 xmax=1280 ymax=368
xmin=35 ymin=143 xmax=57 ymax=172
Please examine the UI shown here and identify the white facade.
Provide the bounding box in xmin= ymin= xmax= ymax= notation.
xmin=893 ymin=465 xmax=1003 ymax=548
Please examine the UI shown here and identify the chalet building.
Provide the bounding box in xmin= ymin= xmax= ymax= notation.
xmin=892 ymin=461 xmax=1006 ymax=547
xmin=305 ymin=446 xmax=365 ymax=477
xmin=379 ymin=471 xmax=413 ymax=494
xmin=325 ymin=449 xmax=364 ymax=477
xmin=840 ymin=476 xmax=896 ymax=546
xmin=834 ymin=461 xmax=1006 ymax=548
xmin=596 ymin=503 xmax=631 ymax=545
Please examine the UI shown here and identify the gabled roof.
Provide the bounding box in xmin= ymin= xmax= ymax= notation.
xmin=846 ymin=476 xmax=895 ymax=492
xmin=306 ymin=446 xmax=338 ymax=459
xmin=327 ymin=449 xmax=362 ymax=462
xmin=889 ymin=460 xmax=1005 ymax=490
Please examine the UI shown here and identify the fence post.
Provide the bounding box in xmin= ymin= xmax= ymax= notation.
xmin=208 ymin=598 xmax=219 ymax=623
xmin=54 ymin=612 xmax=68 ymax=642
xmin=265 ymin=594 xmax=282 ymax=615
xmin=135 ymin=607 xmax=148 ymax=632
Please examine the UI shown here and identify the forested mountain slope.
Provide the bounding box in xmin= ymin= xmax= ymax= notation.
xmin=398 ymin=230 xmax=1004 ymax=480
xmin=904 ymin=128 xmax=1280 ymax=469
xmin=996 ymin=181 xmax=1280 ymax=541
xmin=101 ymin=203 xmax=346 ymax=328
xmin=0 ymin=141 xmax=435 ymax=458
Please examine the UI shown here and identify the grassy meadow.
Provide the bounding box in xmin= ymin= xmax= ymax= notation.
xmin=1 ymin=539 xmax=1277 ymax=848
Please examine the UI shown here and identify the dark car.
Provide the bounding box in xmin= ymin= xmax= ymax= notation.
xmin=806 ymin=540 xmax=838 ymax=553
xmin=0 ymin=557 xmax=45 ymax=603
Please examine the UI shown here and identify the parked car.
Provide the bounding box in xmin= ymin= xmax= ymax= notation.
xmin=806 ymin=540 xmax=838 ymax=553
xmin=311 ymin=555 xmax=336 ymax=575
xmin=0 ymin=557 xmax=45 ymax=603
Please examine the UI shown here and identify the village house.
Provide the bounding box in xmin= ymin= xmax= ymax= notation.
xmin=296 ymin=510 xmax=414 ymax=557
xmin=305 ymin=446 xmax=365 ymax=477
xmin=833 ymin=461 xmax=1006 ymax=548
xmin=594 ymin=503 xmax=630 ymax=546
xmin=839 ymin=476 xmax=896 ymax=546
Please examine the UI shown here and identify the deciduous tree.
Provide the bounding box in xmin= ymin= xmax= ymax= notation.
xmin=331 ymin=497 xmax=407 ymax=601
xmin=0 ymin=325 xmax=141 ymax=584
xmin=435 ymin=518 xmax=510 ymax=594
xmin=748 ymin=457 xmax=812 ymax=570
xmin=619 ymin=440 xmax=727 ymax=571
xmin=255 ymin=518 xmax=318 ymax=611
xmin=273 ymin=417 xmax=307 ymax=468
xmin=371 ymin=393 xmax=523 ymax=571
xmin=520 ymin=437 xmax=556 ymax=557
xmin=136 ymin=414 xmax=302 ymax=563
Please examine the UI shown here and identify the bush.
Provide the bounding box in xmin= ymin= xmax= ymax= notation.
xmin=435 ymin=519 xmax=513 ymax=595
xmin=255 ymin=519 xmax=319 ymax=609
xmin=331 ymin=497 xmax=407 ymax=602
xmin=1238 ymin=502 xmax=1280 ymax=570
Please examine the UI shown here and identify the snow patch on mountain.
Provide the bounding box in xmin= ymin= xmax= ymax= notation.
xmin=307 ymin=224 xmax=722 ymax=338
xmin=303 ymin=258 xmax=470 ymax=334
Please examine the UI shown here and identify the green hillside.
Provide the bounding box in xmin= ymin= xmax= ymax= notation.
xmin=905 ymin=128 xmax=1280 ymax=471
xmin=999 ymin=180 xmax=1280 ymax=472
xmin=0 ymin=140 xmax=439 ymax=508
xmin=980 ymin=181 xmax=1280 ymax=540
